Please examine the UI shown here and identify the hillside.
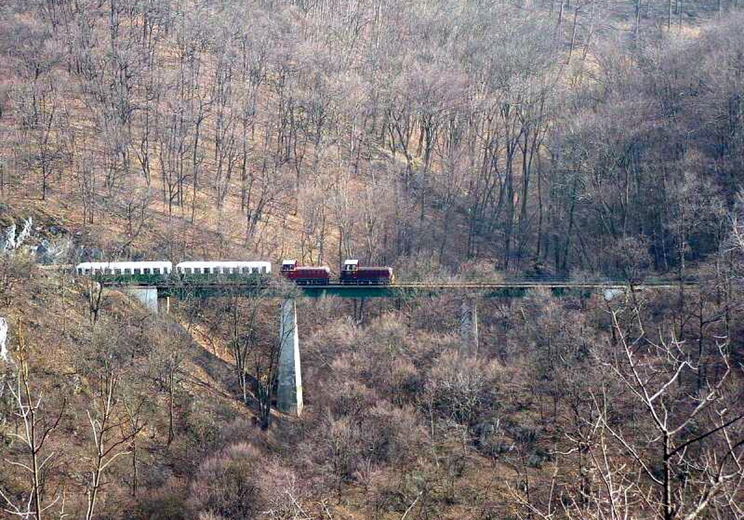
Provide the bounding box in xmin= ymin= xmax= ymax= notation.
xmin=0 ymin=0 xmax=741 ymax=275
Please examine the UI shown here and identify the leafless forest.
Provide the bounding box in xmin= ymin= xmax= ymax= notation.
xmin=1 ymin=0 xmax=744 ymax=519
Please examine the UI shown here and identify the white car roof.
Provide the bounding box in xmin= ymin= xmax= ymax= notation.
xmin=176 ymin=261 xmax=271 ymax=269
xmin=77 ymin=261 xmax=172 ymax=269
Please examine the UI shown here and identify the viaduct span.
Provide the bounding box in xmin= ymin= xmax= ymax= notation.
xmin=113 ymin=279 xmax=689 ymax=417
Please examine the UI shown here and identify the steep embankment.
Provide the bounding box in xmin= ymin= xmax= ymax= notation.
xmin=0 ymin=261 xmax=267 ymax=517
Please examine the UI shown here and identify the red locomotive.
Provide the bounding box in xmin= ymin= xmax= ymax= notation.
xmin=279 ymin=259 xmax=394 ymax=285
xmin=339 ymin=259 xmax=394 ymax=285
xmin=280 ymin=260 xmax=331 ymax=285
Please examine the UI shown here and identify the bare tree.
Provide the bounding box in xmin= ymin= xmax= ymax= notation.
xmin=83 ymin=363 xmax=142 ymax=520
xmin=596 ymin=303 xmax=744 ymax=520
xmin=0 ymin=325 xmax=64 ymax=520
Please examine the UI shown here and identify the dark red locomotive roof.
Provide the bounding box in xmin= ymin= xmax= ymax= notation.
xmin=349 ymin=267 xmax=392 ymax=276
xmin=291 ymin=266 xmax=330 ymax=274
xmin=340 ymin=259 xmax=393 ymax=281
xmin=283 ymin=267 xmax=330 ymax=277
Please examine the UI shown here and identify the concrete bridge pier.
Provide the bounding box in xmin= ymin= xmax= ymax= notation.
xmin=459 ymin=297 xmax=479 ymax=355
xmin=603 ymin=288 xmax=625 ymax=302
xmin=277 ymin=299 xmax=303 ymax=416
xmin=123 ymin=286 xmax=160 ymax=314
xmin=158 ymin=295 xmax=171 ymax=314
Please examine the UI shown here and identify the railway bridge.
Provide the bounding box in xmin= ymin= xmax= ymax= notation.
xmin=111 ymin=279 xmax=689 ymax=417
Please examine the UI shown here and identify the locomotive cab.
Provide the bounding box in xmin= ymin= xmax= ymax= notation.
xmin=281 ymin=260 xmax=297 ymax=272
xmin=343 ymin=259 xmax=359 ymax=272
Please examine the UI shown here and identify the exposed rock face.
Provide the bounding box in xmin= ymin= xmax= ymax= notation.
xmin=0 ymin=317 xmax=9 ymax=363
xmin=1 ymin=217 xmax=32 ymax=253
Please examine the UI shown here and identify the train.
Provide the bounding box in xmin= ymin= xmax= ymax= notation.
xmin=280 ymin=259 xmax=394 ymax=285
xmin=75 ymin=259 xmax=393 ymax=285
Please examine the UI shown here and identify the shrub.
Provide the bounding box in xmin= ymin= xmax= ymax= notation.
xmin=423 ymin=351 xmax=503 ymax=428
xmin=188 ymin=443 xmax=264 ymax=519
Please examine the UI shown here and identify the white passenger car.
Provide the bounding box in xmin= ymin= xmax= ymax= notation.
xmin=175 ymin=261 xmax=271 ymax=276
xmin=75 ymin=261 xmax=173 ymax=277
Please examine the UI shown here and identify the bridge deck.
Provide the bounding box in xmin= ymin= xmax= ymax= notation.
xmin=104 ymin=281 xmax=693 ymax=299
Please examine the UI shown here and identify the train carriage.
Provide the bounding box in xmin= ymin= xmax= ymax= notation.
xmin=175 ymin=261 xmax=271 ymax=283
xmin=75 ymin=261 xmax=173 ymax=284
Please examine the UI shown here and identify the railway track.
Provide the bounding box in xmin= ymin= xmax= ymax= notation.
xmin=38 ymin=264 xmax=697 ymax=297
xmin=126 ymin=280 xmax=695 ymax=299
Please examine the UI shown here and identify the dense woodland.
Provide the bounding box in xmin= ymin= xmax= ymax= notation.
xmin=1 ymin=0 xmax=744 ymax=519
xmin=0 ymin=0 xmax=741 ymax=275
